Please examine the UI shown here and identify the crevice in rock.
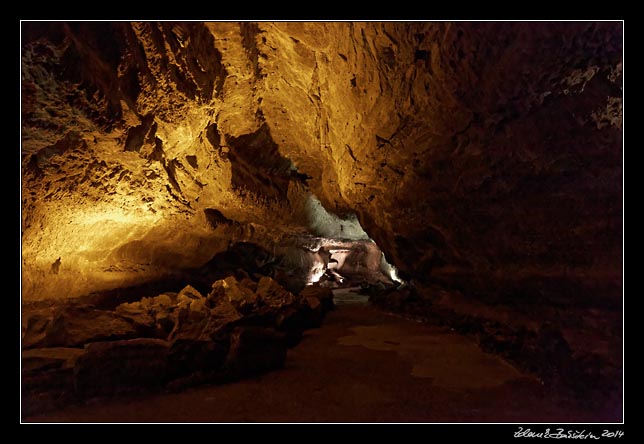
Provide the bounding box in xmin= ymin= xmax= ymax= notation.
xmin=124 ymin=115 xmax=154 ymax=152
xmin=226 ymin=123 xmax=293 ymax=199
xmin=240 ymin=22 xmax=262 ymax=79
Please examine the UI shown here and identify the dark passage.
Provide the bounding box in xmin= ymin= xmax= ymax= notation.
xmin=25 ymin=303 xmax=620 ymax=423
xmin=21 ymin=21 xmax=623 ymax=423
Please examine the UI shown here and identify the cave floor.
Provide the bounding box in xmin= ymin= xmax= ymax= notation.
xmin=24 ymin=300 xmax=619 ymax=423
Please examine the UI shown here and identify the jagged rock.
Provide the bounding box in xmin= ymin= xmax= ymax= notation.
xmin=198 ymin=299 xmax=244 ymax=342
xmin=154 ymin=311 xmax=175 ymax=337
xmin=114 ymin=302 xmax=156 ymax=330
xmin=74 ymin=338 xmax=171 ymax=396
xmin=120 ymin=293 xmax=175 ymax=315
xmin=20 ymin=22 xmax=623 ymax=420
xmin=22 ymin=305 xmax=143 ymax=349
xmin=240 ymin=278 xmax=258 ymax=292
xmin=177 ymin=285 xmax=204 ymax=305
xmin=256 ymin=276 xmax=296 ymax=310
xmin=22 ymin=276 xmax=334 ymax=415
xmin=115 ymin=293 xmax=179 ymax=337
xmin=208 ymin=276 xmax=257 ymax=314
xmin=168 ymin=304 xmax=209 ymax=341
xmin=224 ymin=327 xmax=287 ymax=378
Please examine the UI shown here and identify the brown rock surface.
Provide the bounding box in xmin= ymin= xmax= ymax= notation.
xmin=22 ymin=276 xmax=332 ymax=416
xmin=21 ymin=22 xmax=622 ymax=413
xmin=22 ymin=305 xmax=143 ymax=349
xmin=74 ymin=338 xmax=171 ymax=396
xmin=21 ymin=22 xmax=621 ymax=308
xmin=22 ymin=347 xmax=85 ymax=373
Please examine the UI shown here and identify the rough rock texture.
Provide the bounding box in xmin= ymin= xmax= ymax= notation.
xmin=74 ymin=338 xmax=171 ymax=397
xmin=22 ymin=22 xmax=622 ymax=307
xmin=21 ymin=22 xmax=622 ymax=409
xmin=22 ymin=277 xmax=333 ymax=415
xmin=22 ymin=305 xmax=144 ymax=349
xmin=22 ymin=347 xmax=85 ymax=373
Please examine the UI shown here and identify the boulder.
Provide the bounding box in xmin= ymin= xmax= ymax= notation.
xmin=117 ymin=293 xmax=185 ymax=338
xmin=177 ymin=285 xmax=204 ymax=304
xmin=198 ymin=300 xmax=243 ymax=341
xmin=22 ymin=347 xmax=85 ymax=374
xmin=74 ymin=338 xmax=170 ymax=396
xmin=240 ymin=278 xmax=258 ymax=292
xmin=145 ymin=293 xmax=175 ymax=310
xmin=299 ymin=283 xmax=334 ymax=312
xmin=22 ymin=276 xmax=335 ymax=414
xmin=154 ymin=311 xmax=175 ymax=337
xmin=166 ymin=338 xmax=229 ymax=379
xmin=22 ymin=367 xmax=77 ymax=417
xmin=168 ymin=305 xmax=209 ymax=341
xmin=301 ymin=295 xmax=324 ymax=328
xmin=22 ymin=347 xmax=84 ymax=415
xmin=224 ymin=327 xmax=287 ymax=378
xmin=209 ymin=276 xmax=257 ymax=314
xmin=22 ymin=305 xmax=143 ymax=349
xmin=115 ymin=302 xmax=156 ymax=330
xmin=256 ymin=276 xmax=296 ymax=311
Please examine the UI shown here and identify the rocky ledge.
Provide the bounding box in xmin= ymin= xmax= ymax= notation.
xmin=22 ymin=276 xmax=333 ymax=416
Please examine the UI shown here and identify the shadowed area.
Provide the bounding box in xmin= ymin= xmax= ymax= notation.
xmin=24 ymin=303 xmax=620 ymax=423
xmin=21 ymin=21 xmax=622 ymax=422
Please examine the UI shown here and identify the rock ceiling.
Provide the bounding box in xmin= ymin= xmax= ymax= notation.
xmin=21 ymin=22 xmax=622 ymax=304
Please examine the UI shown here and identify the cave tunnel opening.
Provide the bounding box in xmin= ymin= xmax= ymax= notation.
xmin=196 ymin=192 xmax=405 ymax=303
xmin=21 ymin=20 xmax=622 ymax=423
xmin=273 ymin=194 xmax=404 ymax=297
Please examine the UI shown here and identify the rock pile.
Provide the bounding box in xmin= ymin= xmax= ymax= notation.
xmin=22 ymin=277 xmax=334 ymax=416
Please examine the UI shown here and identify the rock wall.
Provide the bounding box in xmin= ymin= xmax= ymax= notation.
xmin=22 ymin=22 xmax=622 ymax=307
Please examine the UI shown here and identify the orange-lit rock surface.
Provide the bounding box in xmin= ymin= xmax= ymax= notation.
xmin=22 ymin=22 xmax=622 ymax=310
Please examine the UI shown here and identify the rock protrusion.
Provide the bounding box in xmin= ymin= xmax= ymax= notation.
xmin=22 ymin=277 xmax=333 ymax=416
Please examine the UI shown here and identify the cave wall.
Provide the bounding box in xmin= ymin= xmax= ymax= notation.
xmin=21 ymin=22 xmax=622 ymax=305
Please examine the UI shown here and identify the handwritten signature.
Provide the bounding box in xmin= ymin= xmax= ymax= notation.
xmin=515 ymin=427 xmax=624 ymax=439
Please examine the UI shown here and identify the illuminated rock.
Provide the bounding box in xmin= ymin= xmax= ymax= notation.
xmin=21 ymin=22 xmax=621 ymax=308
xmin=208 ymin=276 xmax=257 ymax=314
xmin=20 ymin=21 xmax=622 ymax=419
xmin=256 ymin=276 xmax=296 ymax=309
xmin=177 ymin=285 xmax=204 ymax=304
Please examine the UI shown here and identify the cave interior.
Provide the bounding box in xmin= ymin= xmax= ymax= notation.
xmin=20 ymin=21 xmax=623 ymax=422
